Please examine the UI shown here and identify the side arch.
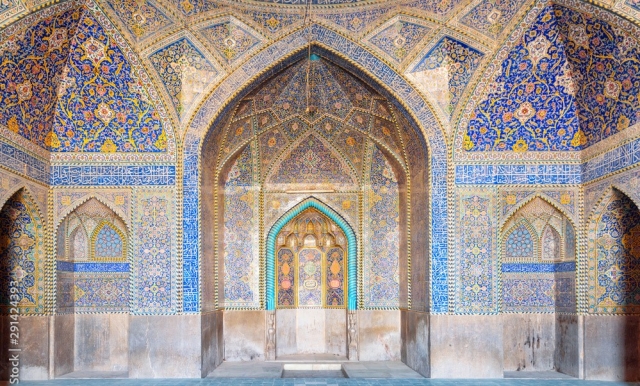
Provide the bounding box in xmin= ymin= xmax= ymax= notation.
xmin=586 ymin=186 xmax=640 ymax=314
xmin=589 ymin=184 xmax=640 ymax=222
xmin=265 ymin=197 xmax=357 ymax=311
xmin=502 ymin=219 xmax=538 ymax=261
xmin=53 ymin=194 xmax=131 ymax=236
xmin=0 ymin=187 xmax=47 ymax=314
xmin=500 ymin=193 xmax=578 ymax=234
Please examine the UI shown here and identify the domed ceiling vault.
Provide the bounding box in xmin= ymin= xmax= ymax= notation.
xmin=0 ymin=0 xmax=639 ymax=160
xmin=213 ymin=56 xmax=410 ymax=188
xmin=455 ymin=0 xmax=640 ymax=161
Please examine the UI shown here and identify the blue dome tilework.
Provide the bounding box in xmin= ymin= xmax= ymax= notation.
xmin=466 ymin=6 xmax=580 ymax=152
xmin=53 ymin=11 xmax=167 ymax=152
xmin=0 ymin=7 xmax=82 ymax=150
xmin=466 ymin=4 xmax=640 ymax=152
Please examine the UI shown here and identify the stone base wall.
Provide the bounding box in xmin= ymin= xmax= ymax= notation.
xmin=3 ymin=313 xmax=639 ymax=381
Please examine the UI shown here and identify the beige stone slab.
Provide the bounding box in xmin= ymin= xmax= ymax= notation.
xmin=283 ymin=363 xmax=342 ymax=370
xmin=296 ymin=309 xmax=326 ymax=354
xmin=358 ymin=310 xmax=401 ymax=361
xmin=430 ymin=314 xmax=503 ymax=378
xmin=223 ymin=310 xmax=266 ymax=361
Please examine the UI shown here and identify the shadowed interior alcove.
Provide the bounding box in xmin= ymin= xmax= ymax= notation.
xmin=54 ymin=198 xmax=130 ymax=378
xmin=500 ymin=196 xmax=578 ymax=376
xmin=0 ymin=188 xmax=46 ymax=381
xmin=584 ymin=187 xmax=640 ymax=381
xmin=199 ymin=47 xmax=429 ymax=373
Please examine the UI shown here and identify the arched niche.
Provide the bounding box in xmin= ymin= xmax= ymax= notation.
xmin=0 ymin=188 xmax=47 ymax=381
xmin=267 ymin=203 xmax=353 ymax=358
xmin=200 ymin=50 xmax=427 ymax=366
xmin=500 ymin=196 xmax=578 ymax=376
xmin=54 ymin=198 xmax=129 ymax=378
xmin=588 ymin=187 xmax=640 ymax=314
xmin=0 ymin=188 xmax=46 ymax=315
xmin=584 ymin=186 xmax=640 ymax=381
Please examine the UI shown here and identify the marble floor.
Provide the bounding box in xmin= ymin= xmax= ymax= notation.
xmin=18 ymin=379 xmax=640 ymax=385
xmin=17 ymin=358 xmax=639 ymax=386
xmin=207 ymin=360 xmax=423 ymax=378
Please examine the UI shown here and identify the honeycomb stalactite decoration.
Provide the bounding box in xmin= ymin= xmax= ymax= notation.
xmin=275 ymin=208 xmax=347 ymax=309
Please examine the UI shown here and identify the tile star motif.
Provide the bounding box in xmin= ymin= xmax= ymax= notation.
xmin=166 ymin=0 xmax=220 ymax=16
xmin=459 ymin=0 xmax=525 ymax=39
xmin=149 ymin=37 xmax=219 ymax=121
xmin=367 ymin=19 xmax=431 ymax=62
xmin=104 ymin=0 xmax=174 ymax=42
xmin=320 ymin=8 xmax=390 ymax=33
xmin=197 ymin=17 xmax=262 ymax=65
xmin=408 ymin=0 xmax=466 ymax=18
xmin=242 ymin=11 xmax=301 ymax=34
xmin=409 ymin=36 xmax=484 ymax=118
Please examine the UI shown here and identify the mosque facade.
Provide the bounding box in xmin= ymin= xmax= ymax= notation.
xmin=0 ymin=0 xmax=639 ymax=381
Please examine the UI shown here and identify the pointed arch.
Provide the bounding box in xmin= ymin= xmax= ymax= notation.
xmin=540 ymin=224 xmax=561 ymax=262
xmin=500 ymin=193 xmax=577 ymax=234
xmin=69 ymin=224 xmax=88 ymax=262
xmin=0 ymin=188 xmax=46 ymax=314
xmin=90 ymin=221 xmax=127 ymax=262
xmin=54 ymin=194 xmax=131 ymax=236
xmin=0 ymin=184 xmax=27 ymax=213
xmin=503 ymin=220 xmax=537 ymax=261
xmin=587 ymin=186 xmax=640 ymax=314
xmin=588 ymin=184 xmax=640 ymax=223
xmin=56 ymin=197 xmax=129 ymax=263
xmin=266 ymin=197 xmax=357 ymax=310
xmin=193 ymin=24 xmax=442 ymax=314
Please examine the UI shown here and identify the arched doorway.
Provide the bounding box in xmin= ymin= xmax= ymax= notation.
xmin=273 ymin=207 xmax=349 ymax=357
xmin=199 ymin=49 xmax=429 ymax=370
xmin=0 ymin=188 xmax=46 ymax=380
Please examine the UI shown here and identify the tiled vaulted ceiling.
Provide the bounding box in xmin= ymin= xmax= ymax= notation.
xmin=1 ymin=0 xmax=639 ymax=156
